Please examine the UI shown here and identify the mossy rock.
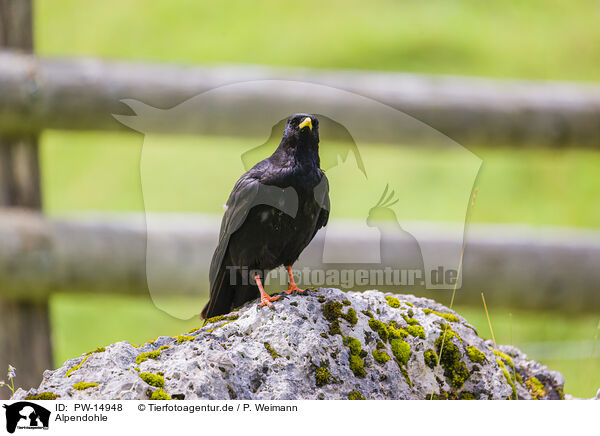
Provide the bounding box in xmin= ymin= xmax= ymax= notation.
xmin=11 ymin=288 xmax=570 ymax=400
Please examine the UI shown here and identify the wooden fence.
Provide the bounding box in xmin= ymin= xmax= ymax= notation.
xmin=1 ymin=0 xmax=600 ymax=397
xmin=1 ymin=211 xmax=599 ymax=311
xmin=2 ymin=53 xmax=600 ymax=145
xmin=0 ymin=0 xmax=50 ymax=399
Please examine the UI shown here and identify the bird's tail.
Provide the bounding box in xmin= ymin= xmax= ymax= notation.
xmin=201 ymin=265 xmax=260 ymax=319
xmin=200 ymin=264 xmax=235 ymax=319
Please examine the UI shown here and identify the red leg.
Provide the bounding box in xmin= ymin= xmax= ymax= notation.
xmin=255 ymin=274 xmax=280 ymax=307
xmin=285 ymin=266 xmax=305 ymax=295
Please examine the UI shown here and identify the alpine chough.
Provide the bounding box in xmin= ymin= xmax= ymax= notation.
xmin=201 ymin=114 xmax=330 ymax=319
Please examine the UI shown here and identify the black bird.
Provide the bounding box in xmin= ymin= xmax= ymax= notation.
xmin=201 ymin=114 xmax=330 ymax=319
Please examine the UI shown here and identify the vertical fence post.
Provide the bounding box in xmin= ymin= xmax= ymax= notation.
xmin=0 ymin=0 xmax=52 ymax=399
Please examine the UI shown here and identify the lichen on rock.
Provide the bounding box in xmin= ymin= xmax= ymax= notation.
xmin=12 ymin=288 xmax=570 ymax=400
xmin=72 ymin=382 xmax=99 ymax=391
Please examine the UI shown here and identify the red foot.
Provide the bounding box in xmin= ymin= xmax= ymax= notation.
xmin=284 ymin=266 xmax=305 ymax=295
xmin=259 ymin=293 xmax=280 ymax=307
xmin=285 ymin=284 xmax=305 ymax=295
xmin=255 ymin=274 xmax=280 ymax=308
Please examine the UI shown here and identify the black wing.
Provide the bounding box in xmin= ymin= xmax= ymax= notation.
xmin=201 ymin=173 xmax=262 ymax=319
xmin=203 ymin=163 xmax=300 ymax=318
xmin=311 ymin=172 xmax=330 ymax=240
xmin=208 ymin=174 xmax=261 ymax=285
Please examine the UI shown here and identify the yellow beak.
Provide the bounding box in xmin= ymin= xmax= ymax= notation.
xmin=298 ymin=117 xmax=312 ymax=131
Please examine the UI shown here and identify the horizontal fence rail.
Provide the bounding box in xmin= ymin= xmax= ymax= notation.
xmin=1 ymin=210 xmax=599 ymax=313
xmin=1 ymin=52 xmax=600 ymax=145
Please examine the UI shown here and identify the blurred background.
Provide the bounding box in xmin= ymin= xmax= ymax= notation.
xmin=1 ymin=0 xmax=599 ymax=398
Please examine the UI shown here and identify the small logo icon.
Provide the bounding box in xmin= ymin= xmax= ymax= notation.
xmin=3 ymin=402 xmax=51 ymax=434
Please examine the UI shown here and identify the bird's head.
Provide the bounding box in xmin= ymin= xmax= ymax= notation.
xmin=282 ymin=113 xmax=320 ymax=148
xmin=367 ymin=185 xmax=399 ymax=227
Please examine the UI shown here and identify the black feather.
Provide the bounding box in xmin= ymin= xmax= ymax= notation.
xmin=201 ymin=114 xmax=330 ymax=318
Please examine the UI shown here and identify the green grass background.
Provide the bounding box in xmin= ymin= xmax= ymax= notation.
xmin=32 ymin=0 xmax=600 ymax=397
xmin=37 ymin=0 xmax=600 ymax=82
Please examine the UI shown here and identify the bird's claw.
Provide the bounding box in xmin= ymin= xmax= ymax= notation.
xmin=285 ymin=285 xmax=306 ymax=295
xmin=258 ymin=294 xmax=280 ymax=308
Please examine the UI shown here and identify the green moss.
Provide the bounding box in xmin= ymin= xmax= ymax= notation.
xmin=176 ymin=335 xmax=195 ymax=344
xmin=204 ymin=318 xmax=235 ymax=334
xmin=442 ymin=313 xmax=459 ymax=323
xmin=342 ymin=299 xmax=351 ymax=306
xmin=84 ymin=347 xmax=106 ymax=356
xmin=424 ymin=349 xmax=438 ymax=369
xmin=290 ymin=302 xmax=298 ymax=307
xmin=494 ymin=350 xmax=519 ymax=398
xmin=206 ymin=315 xmax=225 ymax=323
xmin=344 ymin=337 xmax=362 ymax=356
xmin=136 ymin=346 xmax=170 ymax=364
xmin=150 ymin=388 xmax=171 ymax=400
xmin=372 ymin=349 xmax=390 ymax=364
xmin=368 ymin=319 xmax=389 ymax=342
xmin=467 ymin=346 xmax=486 ymax=364
xmin=65 ymin=355 xmax=90 ymax=377
xmin=388 ymin=322 xmax=409 ymax=339
xmin=25 ymin=392 xmax=59 ymax=400
xmin=323 ymin=300 xmax=357 ymax=334
xmin=436 ymin=323 xmax=462 ymax=344
xmin=328 ymin=320 xmax=341 ymax=335
xmin=264 ymin=342 xmax=280 ymax=359
xmin=322 ymin=301 xmax=343 ymax=321
xmin=525 ymin=377 xmax=547 ymax=400
xmin=72 ymin=382 xmax=99 ymax=390
xmin=347 ymin=390 xmax=366 ymax=400
xmin=320 ymin=332 xmax=328 ymax=338
xmin=315 ymin=366 xmax=331 ymax=387
xmin=342 ymin=336 xmax=366 ymax=377
xmin=406 ymin=325 xmax=426 ymax=339
xmin=361 ymin=310 xmax=374 ymax=318
xmin=493 ymin=349 xmax=515 ymax=369
xmin=435 ymin=324 xmax=469 ymax=389
xmin=500 ymin=365 xmax=518 ymax=399
xmin=385 ymin=296 xmax=401 ymax=308
xmin=341 ymin=308 xmax=358 ymax=325
xmin=402 ymin=314 xmax=421 ymax=326
xmin=423 ymin=309 xmax=459 ymax=323
xmin=349 ymin=354 xmax=366 ymax=378
xmin=227 ymin=314 xmax=239 ymax=321
xmin=139 ymin=372 xmax=165 ymax=388
xmin=459 ymin=392 xmax=476 ymax=400
xmin=390 ymin=339 xmax=411 ymax=366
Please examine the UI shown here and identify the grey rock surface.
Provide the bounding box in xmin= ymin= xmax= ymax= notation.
xmin=13 ymin=288 xmax=567 ymax=400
